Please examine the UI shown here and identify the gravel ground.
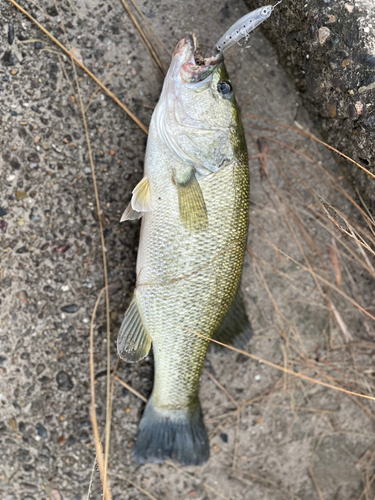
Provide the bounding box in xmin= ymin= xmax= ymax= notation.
xmin=1 ymin=1 xmax=375 ymax=499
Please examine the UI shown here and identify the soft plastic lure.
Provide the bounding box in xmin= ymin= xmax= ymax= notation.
xmin=215 ymin=2 xmax=281 ymax=53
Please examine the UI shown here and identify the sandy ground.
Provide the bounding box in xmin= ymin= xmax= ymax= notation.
xmin=1 ymin=0 xmax=375 ymax=499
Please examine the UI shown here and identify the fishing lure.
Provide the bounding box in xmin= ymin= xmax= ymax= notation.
xmin=215 ymin=2 xmax=282 ymax=53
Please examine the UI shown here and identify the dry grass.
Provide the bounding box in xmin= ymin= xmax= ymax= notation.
xmin=9 ymin=0 xmax=375 ymax=498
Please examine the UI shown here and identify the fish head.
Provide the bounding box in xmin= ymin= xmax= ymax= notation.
xmin=155 ymin=36 xmax=246 ymax=176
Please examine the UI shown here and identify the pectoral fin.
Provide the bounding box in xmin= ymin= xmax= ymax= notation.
xmin=120 ymin=176 xmax=152 ymax=222
xmin=117 ymin=296 xmax=152 ymax=363
xmin=213 ymin=289 xmax=253 ymax=349
xmin=120 ymin=203 xmax=142 ymax=222
xmin=175 ymin=169 xmax=208 ymax=232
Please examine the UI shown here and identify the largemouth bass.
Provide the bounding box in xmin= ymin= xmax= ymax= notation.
xmin=118 ymin=34 xmax=251 ymax=465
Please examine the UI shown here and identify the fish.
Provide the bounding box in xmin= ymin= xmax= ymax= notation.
xmin=118 ymin=33 xmax=251 ymax=466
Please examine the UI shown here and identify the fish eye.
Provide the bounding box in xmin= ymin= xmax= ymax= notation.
xmin=218 ymin=81 xmax=232 ymax=95
xmin=262 ymin=8 xmax=268 ymax=14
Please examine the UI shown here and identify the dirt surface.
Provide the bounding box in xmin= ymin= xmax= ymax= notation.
xmin=1 ymin=1 xmax=375 ymax=500
xmin=246 ymin=0 xmax=375 ymax=213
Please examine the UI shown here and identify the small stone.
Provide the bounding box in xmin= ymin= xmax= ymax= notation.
xmin=0 ymin=206 xmax=7 ymax=217
xmin=51 ymin=490 xmax=62 ymax=500
xmin=318 ymin=27 xmax=331 ymax=45
xmin=327 ymin=103 xmax=337 ymax=118
xmin=16 ymin=246 xmax=28 ymax=254
xmin=15 ymin=191 xmax=27 ymax=201
xmin=17 ymin=217 xmax=24 ymax=227
xmin=344 ymin=3 xmax=354 ymax=13
xmin=9 ymin=157 xmax=20 ymax=169
xmin=46 ymin=5 xmax=58 ymax=16
xmin=36 ymin=423 xmax=48 ymax=438
xmin=109 ymin=149 xmax=115 ymax=156
xmin=16 ymin=290 xmax=28 ymax=304
xmin=42 ymin=143 xmax=51 ymax=150
xmin=220 ymin=433 xmax=228 ymax=443
xmin=55 ymin=245 xmax=69 ymax=253
xmin=8 ymin=23 xmax=14 ymax=45
xmin=34 ymin=42 xmax=43 ymax=50
xmin=1 ymin=50 xmax=19 ymax=66
xmin=9 ymin=418 xmax=17 ymax=430
xmin=61 ymin=285 xmax=69 ymax=292
xmin=61 ymin=304 xmax=79 ymax=313
xmin=27 ymin=152 xmax=40 ymax=162
xmin=30 ymin=208 xmax=41 ymax=223
xmin=254 ymin=374 xmax=261 ymax=381
xmin=28 ymin=163 xmax=38 ymax=169
xmin=0 ymin=220 xmax=8 ymax=233
xmin=36 ymin=363 xmax=45 ymax=375
xmin=355 ymin=101 xmax=363 ymax=114
xmin=342 ymin=59 xmax=351 ymax=67
xmin=10 ymin=68 xmax=18 ymax=75
xmin=56 ymin=371 xmax=74 ymax=391
xmin=327 ymin=15 xmax=336 ymax=23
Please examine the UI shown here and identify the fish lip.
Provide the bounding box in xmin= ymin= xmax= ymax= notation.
xmin=173 ymin=36 xmax=223 ymax=84
xmin=172 ymin=35 xmax=195 ymax=62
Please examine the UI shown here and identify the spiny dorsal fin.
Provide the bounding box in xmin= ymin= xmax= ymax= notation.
xmin=120 ymin=202 xmax=142 ymax=222
xmin=213 ymin=289 xmax=253 ymax=349
xmin=132 ymin=176 xmax=152 ymax=212
xmin=175 ymin=169 xmax=208 ymax=232
xmin=117 ymin=296 xmax=152 ymax=363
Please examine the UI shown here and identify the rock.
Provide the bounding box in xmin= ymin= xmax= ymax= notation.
xmin=27 ymin=152 xmax=40 ymax=163
xmin=9 ymin=157 xmax=21 ymax=169
xmin=46 ymin=5 xmax=59 ymax=16
xmin=0 ymin=206 xmax=7 ymax=217
xmin=220 ymin=433 xmax=228 ymax=443
xmin=34 ymin=42 xmax=43 ymax=50
xmin=8 ymin=24 xmax=14 ymax=45
xmin=60 ymin=304 xmax=79 ymax=313
xmin=30 ymin=208 xmax=41 ymax=223
xmin=56 ymin=371 xmax=74 ymax=391
xmin=1 ymin=51 xmax=19 ymax=67
xmin=246 ymin=0 xmax=375 ymax=210
xmin=15 ymin=191 xmax=27 ymax=201
xmin=16 ymin=246 xmax=28 ymax=254
xmin=16 ymin=291 xmax=28 ymax=304
xmin=0 ymin=220 xmax=8 ymax=233
xmin=36 ymin=423 xmax=48 ymax=438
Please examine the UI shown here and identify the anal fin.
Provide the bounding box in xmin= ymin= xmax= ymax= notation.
xmin=175 ymin=169 xmax=208 ymax=232
xmin=213 ymin=288 xmax=253 ymax=349
xmin=117 ymin=296 xmax=151 ymax=363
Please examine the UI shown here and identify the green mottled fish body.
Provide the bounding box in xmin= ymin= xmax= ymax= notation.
xmin=118 ymin=36 xmax=250 ymax=465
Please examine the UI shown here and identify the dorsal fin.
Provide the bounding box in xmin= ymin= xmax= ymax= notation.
xmin=213 ymin=289 xmax=253 ymax=349
xmin=117 ymin=296 xmax=152 ymax=363
xmin=175 ymin=168 xmax=208 ymax=232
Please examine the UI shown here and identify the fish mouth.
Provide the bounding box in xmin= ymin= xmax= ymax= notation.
xmin=174 ymin=35 xmax=223 ymax=84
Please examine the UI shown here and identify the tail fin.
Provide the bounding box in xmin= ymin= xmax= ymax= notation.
xmin=133 ymin=397 xmax=209 ymax=465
